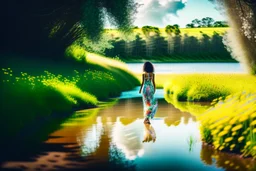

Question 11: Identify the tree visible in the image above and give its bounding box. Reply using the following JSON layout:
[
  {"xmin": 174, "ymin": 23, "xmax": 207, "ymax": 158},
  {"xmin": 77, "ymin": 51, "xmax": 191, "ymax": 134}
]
[
  {"xmin": 173, "ymin": 25, "xmax": 181, "ymax": 35},
  {"xmin": 192, "ymin": 19, "xmax": 202, "ymax": 28},
  {"xmin": 2, "ymin": 0, "xmax": 138, "ymax": 60},
  {"xmin": 142, "ymin": 26, "xmax": 160, "ymax": 37},
  {"xmin": 201, "ymin": 17, "xmax": 215, "ymax": 27},
  {"xmin": 186, "ymin": 24, "xmax": 195, "ymax": 28},
  {"xmin": 165, "ymin": 25, "xmax": 180, "ymax": 54},
  {"xmin": 165, "ymin": 25, "xmax": 180, "ymax": 36},
  {"xmin": 165, "ymin": 25, "xmax": 175, "ymax": 36},
  {"xmin": 213, "ymin": 21, "xmax": 229, "ymax": 27},
  {"xmin": 173, "ymin": 24, "xmax": 180, "ymax": 29},
  {"xmin": 212, "ymin": 0, "xmax": 256, "ymax": 74}
]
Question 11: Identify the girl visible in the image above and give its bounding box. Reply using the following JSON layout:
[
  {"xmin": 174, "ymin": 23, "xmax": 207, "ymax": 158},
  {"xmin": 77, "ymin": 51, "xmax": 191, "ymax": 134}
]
[{"xmin": 139, "ymin": 61, "xmax": 158, "ymax": 124}]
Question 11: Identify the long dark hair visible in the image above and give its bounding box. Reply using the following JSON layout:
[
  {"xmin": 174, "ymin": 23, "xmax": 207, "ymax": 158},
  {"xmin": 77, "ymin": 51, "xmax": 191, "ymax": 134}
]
[{"xmin": 143, "ymin": 61, "xmax": 154, "ymax": 73}]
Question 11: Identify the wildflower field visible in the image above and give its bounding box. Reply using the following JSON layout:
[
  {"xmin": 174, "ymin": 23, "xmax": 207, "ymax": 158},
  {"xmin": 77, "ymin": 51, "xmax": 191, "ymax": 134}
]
[
  {"xmin": 159, "ymin": 73, "xmax": 256, "ymax": 158},
  {"xmin": 0, "ymin": 51, "xmax": 139, "ymax": 141},
  {"xmin": 200, "ymin": 92, "xmax": 256, "ymax": 158}
]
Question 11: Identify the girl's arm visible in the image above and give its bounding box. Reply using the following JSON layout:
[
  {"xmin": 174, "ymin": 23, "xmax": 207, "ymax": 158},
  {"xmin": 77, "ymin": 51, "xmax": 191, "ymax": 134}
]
[
  {"xmin": 139, "ymin": 74, "xmax": 144, "ymax": 93},
  {"xmin": 153, "ymin": 73, "xmax": 156, "ymax": 93}
]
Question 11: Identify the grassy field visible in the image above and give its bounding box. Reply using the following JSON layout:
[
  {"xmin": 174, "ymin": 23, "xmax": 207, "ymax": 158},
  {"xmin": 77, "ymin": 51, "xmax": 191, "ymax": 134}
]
[
  {"xmin": 105, "ymin": 27, "xmax": 229, "ymax": 39},
  {"xmin": 163, "ymin": 73, "xmax": 256, "ymax": 102},
  {"xmin": 0, "ymin": 51, "xmax": 139, "ymax": 141}
]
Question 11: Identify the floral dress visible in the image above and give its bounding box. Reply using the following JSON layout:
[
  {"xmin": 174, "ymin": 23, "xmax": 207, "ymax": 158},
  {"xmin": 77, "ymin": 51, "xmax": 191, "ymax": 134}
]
[{"xmin": 142, "ymin": 73, "xmax": 158, "ymax": 119}]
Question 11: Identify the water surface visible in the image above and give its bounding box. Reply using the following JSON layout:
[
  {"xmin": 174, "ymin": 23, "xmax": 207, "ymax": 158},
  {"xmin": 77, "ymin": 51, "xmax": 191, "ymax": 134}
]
[{"xmin": 2, "ymin": 94, "xmax": 255, "ymax": 170}]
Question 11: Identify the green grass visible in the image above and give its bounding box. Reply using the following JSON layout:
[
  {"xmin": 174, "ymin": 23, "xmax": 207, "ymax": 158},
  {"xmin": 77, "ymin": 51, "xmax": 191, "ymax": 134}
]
[
  {"xmin": 163, "ymin": 73, "xmax": 256, "ymax": 102},
  {"xmin": 0, "ymin": 50, "xmax": 139, "ymax": 140}
]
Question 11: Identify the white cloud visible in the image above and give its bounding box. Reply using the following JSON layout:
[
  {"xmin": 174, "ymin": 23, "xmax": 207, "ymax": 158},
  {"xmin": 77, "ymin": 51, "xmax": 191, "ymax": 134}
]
[{"xmin": 134, "ymin": 0, "xmax": 187, "ymax": 27}]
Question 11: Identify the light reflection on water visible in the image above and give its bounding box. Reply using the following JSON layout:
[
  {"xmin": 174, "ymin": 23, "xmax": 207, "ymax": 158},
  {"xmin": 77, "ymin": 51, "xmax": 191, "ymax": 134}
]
[{"xmin": 2, "ymin": 98, "xmax": 256, "ymax": 171}]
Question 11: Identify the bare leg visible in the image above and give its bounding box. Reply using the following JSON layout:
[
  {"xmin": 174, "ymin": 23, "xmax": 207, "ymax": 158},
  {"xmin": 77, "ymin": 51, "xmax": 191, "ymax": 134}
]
[{"xmin": 144, "ymin": 118, "xmax": 151, "ymax": 124}]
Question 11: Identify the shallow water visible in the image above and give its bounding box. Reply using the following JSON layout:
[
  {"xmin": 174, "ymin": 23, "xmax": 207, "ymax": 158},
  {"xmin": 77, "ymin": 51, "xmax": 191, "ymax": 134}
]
[{"xmin": 2, "ymin": 90, "xmax": 255, "ymax": 170}]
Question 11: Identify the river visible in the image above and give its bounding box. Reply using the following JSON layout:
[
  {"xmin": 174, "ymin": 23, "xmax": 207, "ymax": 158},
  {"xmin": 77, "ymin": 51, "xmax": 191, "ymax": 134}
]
[{"xmin": 1, "ymin": 63, "xmax": 255, "ymax": 171}]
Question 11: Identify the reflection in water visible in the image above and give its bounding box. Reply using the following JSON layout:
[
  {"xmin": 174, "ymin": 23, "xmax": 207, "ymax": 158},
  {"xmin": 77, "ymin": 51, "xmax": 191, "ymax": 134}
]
[
  {"xmin": 79, "ymin": 117, "xmax": 104, "ymax": 156},
  {"xmin": 112, "ymin": 118, "xmax": 144, "ymax": 160},
  {"xmin": 143, "ymin": 124, "xmax": 156, "ymax": 143},
  {"xmin": 2, "ymin": 98, "xmax": 256, "ymax": 171},
  {"xmin": 201, "ymin": 144, "xmax": 256, "ymax": 171},
  {"xmin": 164, "ymin": 93, "xmax": 211, "ymax": 117},
  {"xmin": 109, "ymin": 143, "xmax": 137, "ymax": 170}
]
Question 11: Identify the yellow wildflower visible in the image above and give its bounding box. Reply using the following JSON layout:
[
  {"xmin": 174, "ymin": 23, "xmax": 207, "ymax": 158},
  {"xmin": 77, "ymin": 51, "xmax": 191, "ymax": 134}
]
[
  {"xmin": 214, "ymin": 144, "xmax": 220, "ymax": 149},
  {"xmin": 218, "ymin": 131, "xmax": 228, "ymax": 137},
  {"xmin": 212, "ymin": 129, "xmax": 219, "ymax": 135},
  {"xmin": 250, "ymin": 120, "xmax": 256, "ymax": 126},
  {"xmin": 231, "ymin": 124, "xmax": 243, "ymax": 132},
  {"xmin": 229, "ymin": 117, "xmax": 238, "ymax": 125},
  {"xmin": 253, "ymin": 128, "xmax": 256, "ymax": 133},
  {"xmin": 251, "ymin": 113, "xmax": 256, "ymax": 119},
  {"xmin": 225, "ymin": 137, "xmax": 233, "ymax": 143},
  {"xmin": 219, "ymin": 146, "xmax": 224, "ymax": 150},
  {"xmin": 209, "ymin": 124, "xmax": 217, "ymax": 130},
  {"xmin": 224, "ymin": 125, "xmax": 232, "ymax": 131},
  {"xmin": 230, "ymin": 144, "xmax": 235, "ymax": 149},
  {"xmin": 238, "ymin": 136, "xmax": 244, "ymax": 142},
  {"xmin": 239, "ymin": 115, "xmax": 248, "ymax": 122},
  {"xmin": 224, "ymin": 160, "xmax": 230, "ymax": 165},
  {"xmin": 246, "ymin": 141, "xmax": 251, "ymax": 146}
]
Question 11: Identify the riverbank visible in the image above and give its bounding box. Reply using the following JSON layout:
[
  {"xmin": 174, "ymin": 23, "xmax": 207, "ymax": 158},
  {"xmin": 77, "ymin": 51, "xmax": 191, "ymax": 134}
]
[
  {"xmin": 0, "ymin": 52, "xmax": 139, "ymax": 143},
  {"xmin": 135, "ymin": 72, "xmax": 256, "ymax": 158},
  {"xmin": 135, "ymin": 73, "xmax": 256, "ymax": 100}
]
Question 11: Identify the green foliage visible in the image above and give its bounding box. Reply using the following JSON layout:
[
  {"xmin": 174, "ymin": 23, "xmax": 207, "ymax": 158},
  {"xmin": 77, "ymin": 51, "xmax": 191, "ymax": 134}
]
[
  {"xmin": 165, "ymin": 25, "xmax": 181, "ymax": 35},
  {"xmin": 80, "ymin": 34, "xmax": 114, "ymax": 55},
  {"xmin": 142, "ymin": 26, "xmax": 160, "ymax": 37},
  {"xmin": 2, "ymin": 0, "xmax": 137, "ymax": 58},
  {"xmin": 104, "ymin": 28, "xmax": 232, "ymax": 62},
  {"xmin": 65, "ymin": 45, "xmax": 87, "ymax": 62},
  {"xmin": 0, "ymin": 53, "xmax": 139, "ymax": 140}
]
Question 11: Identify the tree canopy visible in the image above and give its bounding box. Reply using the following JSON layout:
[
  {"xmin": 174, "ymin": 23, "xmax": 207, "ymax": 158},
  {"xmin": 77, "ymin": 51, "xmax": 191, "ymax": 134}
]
[
  {"xmin": 2, "ymin": 0, "xmax": 138, "ymax": 59},
  {"xmin": 165, "ymin": 25, "xmax": 181, "ymax": 35},
  {"xmin": 142, "ymin": 26, "xmax": 160, "ymax": 37}
]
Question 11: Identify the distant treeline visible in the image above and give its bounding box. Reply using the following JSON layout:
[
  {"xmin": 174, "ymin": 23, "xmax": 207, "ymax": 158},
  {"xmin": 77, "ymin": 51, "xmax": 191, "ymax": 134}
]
[
  {"xmin": 186, "ymin": 17, "xmax": 228, "ymax": 28},
  {"xmin": 103, "ymin": 27, "xmax": 233, "ymax": 62}
]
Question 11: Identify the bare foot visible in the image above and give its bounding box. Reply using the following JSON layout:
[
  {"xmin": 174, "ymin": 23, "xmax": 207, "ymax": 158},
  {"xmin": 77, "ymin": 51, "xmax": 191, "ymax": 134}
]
[{"xmin": 144, "ymin": 118, "xmax": 151, "ymax": 124}]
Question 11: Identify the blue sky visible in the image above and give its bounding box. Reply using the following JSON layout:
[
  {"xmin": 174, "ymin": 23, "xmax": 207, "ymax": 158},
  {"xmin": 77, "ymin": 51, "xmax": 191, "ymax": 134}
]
[{"xmin": 132, "ymin": 0, "xmax": 226, "ymax": 28}]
